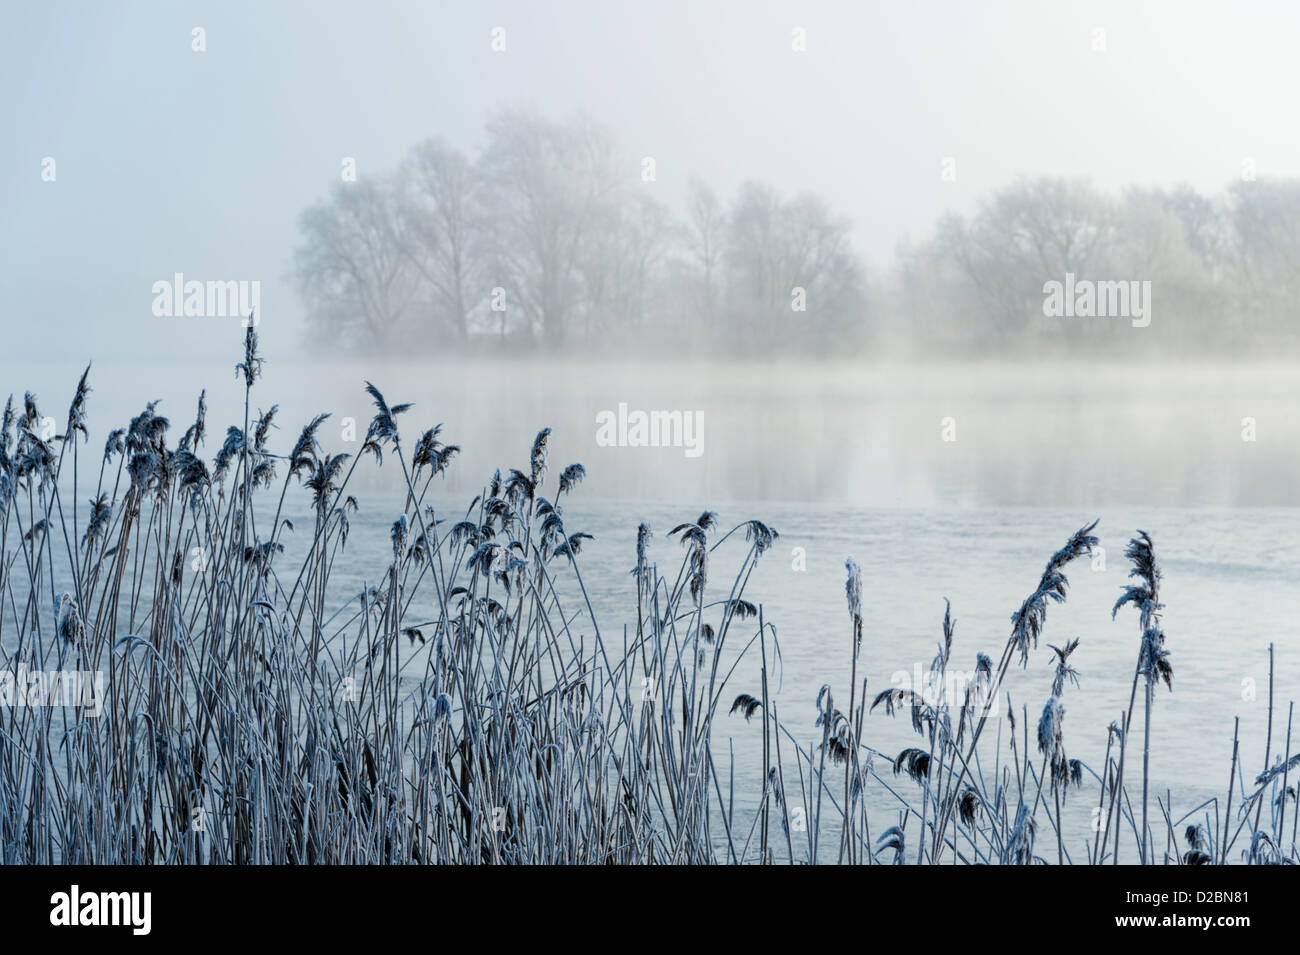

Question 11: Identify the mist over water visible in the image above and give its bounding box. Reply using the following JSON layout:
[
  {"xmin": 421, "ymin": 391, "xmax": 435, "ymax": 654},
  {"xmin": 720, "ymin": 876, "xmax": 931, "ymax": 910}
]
[{"xmin": 10, "ymin": 351, "xmax": 1300, "ymax": 508}]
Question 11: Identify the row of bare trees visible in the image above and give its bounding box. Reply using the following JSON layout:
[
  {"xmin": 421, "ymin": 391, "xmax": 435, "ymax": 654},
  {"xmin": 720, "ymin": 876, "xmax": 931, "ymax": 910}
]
[
  {"xmin": 892, "ymin": 177, "xmax": 1300, "ymax": 354},
  {"xmin": 291, "ymin": 106, "xmax": 864, "ymax": 353},
  {"xmin": 291, "ymin": 106, "xmax": 1300, "ymax": 357}
]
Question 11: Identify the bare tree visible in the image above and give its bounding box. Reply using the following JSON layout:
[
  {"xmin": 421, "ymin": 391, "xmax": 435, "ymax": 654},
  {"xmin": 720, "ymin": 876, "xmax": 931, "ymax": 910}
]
[
  {"xmin": 930, "ymin": 178, "xmax": 1113, "ymax": 342},
  {"xmin": 399, "ymin": 138, "xmax": 484, "ymax": 342},
  {"xmin": 292, "ymin": 178, "xmax": 419, "ymax": 350},
  {"xmin": 726, "ymin": 181, "xmax": 863, "ymax": 348},
  {"xmin": 1226, "ymin": 179, "xmax": 1300, "ymax": 337},
  {"xmin": 683, "ymin": 177, "xmax": 727, "ymax": 333},
  {"xmin": 782, "ymin": 191, "xmax": 864, "ymax": 345},
  {"xmin": 579, "ymin": 191, "xmax": 675, "ymax": 341},
  {"xmin": 478, "ymin": 107, "xmax": 620, "ymax": 346},
  {"xmin": 726, "ymin": 181, "xmax": 786, "ymax": 334}
]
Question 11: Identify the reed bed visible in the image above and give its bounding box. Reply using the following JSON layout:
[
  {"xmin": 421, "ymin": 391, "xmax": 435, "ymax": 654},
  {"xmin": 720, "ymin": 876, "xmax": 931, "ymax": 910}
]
[{"xmin": 0, "ymin": 330, "xmax": 1294, "ymax": 864}]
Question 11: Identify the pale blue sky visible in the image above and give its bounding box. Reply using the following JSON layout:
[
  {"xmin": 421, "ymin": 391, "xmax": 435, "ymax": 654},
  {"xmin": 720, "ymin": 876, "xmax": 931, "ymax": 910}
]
[{"xmin": 3, "ymin": 0, "xmax": 1299, "ymax": 361}]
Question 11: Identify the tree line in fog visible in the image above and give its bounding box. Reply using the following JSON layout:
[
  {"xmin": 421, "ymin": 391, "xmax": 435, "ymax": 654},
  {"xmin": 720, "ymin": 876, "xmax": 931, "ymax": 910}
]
[{"xmin": 291, "ymin": 106, "xmax": 1300, "ymax": 357}]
